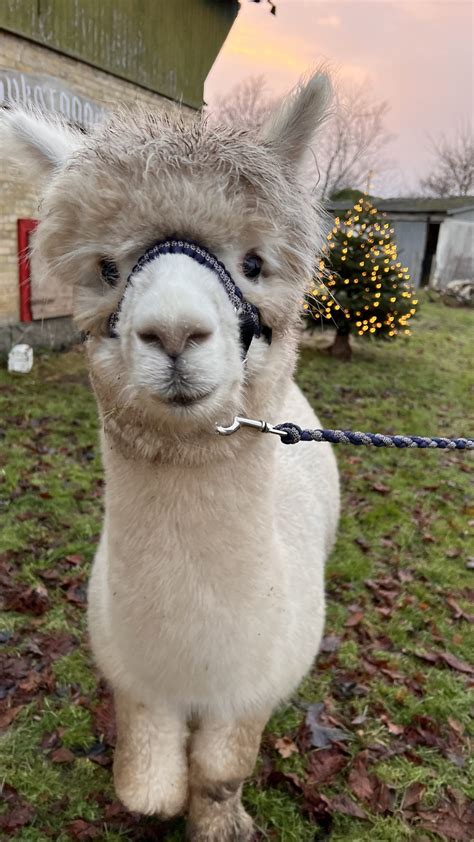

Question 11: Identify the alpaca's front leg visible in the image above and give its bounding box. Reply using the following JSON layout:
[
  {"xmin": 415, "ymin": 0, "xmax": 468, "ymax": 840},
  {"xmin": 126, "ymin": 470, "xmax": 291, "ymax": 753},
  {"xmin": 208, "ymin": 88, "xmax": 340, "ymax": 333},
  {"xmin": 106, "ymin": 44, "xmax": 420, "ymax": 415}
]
[
  {"xmin": 187, "ymin": 713, "xmax": 268, "ymax": 841},
  {"xmin": 113, "ymin": 691, "xmax": 189, "ymax": 817}
]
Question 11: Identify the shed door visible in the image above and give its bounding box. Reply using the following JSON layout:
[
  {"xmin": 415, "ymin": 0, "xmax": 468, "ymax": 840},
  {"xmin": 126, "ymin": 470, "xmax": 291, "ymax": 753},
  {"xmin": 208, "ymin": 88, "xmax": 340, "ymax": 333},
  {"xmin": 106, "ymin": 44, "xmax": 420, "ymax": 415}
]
[{"xmin": 420, "ymin": 223, "xmax": 440, "ymax": 287}]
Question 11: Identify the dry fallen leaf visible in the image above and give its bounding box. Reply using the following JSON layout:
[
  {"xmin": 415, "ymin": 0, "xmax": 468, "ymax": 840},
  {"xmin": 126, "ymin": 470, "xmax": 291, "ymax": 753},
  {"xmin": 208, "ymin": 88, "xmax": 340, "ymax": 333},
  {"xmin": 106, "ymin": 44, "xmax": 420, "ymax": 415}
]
[
  {"xmin": 274, "ymin": 736, "xmax": 299, "ymax": 758},
  {"xmin": 65, "ymin": 819, "xmax": 101, "ymax": 840},
  {"xmin": 0, "ymin": 705, "xmax": 23, "ymax": 730},
  {"xmin": 320, "ymin": 634, "xmax": 342, "ymax": 653},
  {"xmin": 439, "ymin": 651, "xmax": 474, "ymax": 676},
  {"xmin": 380, "ymin": 715, "xmax": 405, "ymax": 736},
  {"xmin": 348, "ymin": 752, "xmax": 374, "ymax": 802},
  {"xmin": 345, "ymin": 610, "xmax": 365, "ymax": 627},
  {"xmin": 329, "ymin": 793, "xmax": 366, "ymax": 818},
  {"xmin": 2, "ymin": 584, "xmax": 50, "ymax": 616},
  {"xmin": 305, "ymin": 703, "xmax": 349, "ymax": 749},
  {"xmin": 402, "ymin": 781, "xmax": 426, "ymax": 809},
  {"xmin": 307, "ymin": 747, "xmax": 347, "ymax": 785},
  {"xmin": 372, "ymin": 483, "xmax": 390, "ymax": 495},
  {"xmin": 49, "ymin": 747, "xmax": 76, "ymax": 763},
  {"xmin": 447, "ymin": 597, "xmax": 474, "ymax": 624},
  {"xmin": 0, "ymin": 784, "xmax": 36, "ymax": 832}
]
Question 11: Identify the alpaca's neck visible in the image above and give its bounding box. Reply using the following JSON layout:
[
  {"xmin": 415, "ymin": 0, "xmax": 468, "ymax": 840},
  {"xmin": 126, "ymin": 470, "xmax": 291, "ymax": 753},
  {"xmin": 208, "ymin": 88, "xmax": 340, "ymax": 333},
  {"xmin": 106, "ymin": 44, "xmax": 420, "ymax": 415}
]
[
  {"xmin": 95, "ymin": 349, "xmax": 298, "ymax": 570},
  {"xmin": 101, "ymin": 431, "xmax": 279, "ymax": 564}
]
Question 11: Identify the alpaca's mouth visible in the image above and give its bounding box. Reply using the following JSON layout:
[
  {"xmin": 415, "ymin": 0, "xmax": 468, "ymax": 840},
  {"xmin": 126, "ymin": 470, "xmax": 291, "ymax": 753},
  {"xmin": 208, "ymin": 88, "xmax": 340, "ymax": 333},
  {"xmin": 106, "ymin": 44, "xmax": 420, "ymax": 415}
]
[{"xmin": 163, "ymin": 389, "xmax": 215, "ymax": 408}]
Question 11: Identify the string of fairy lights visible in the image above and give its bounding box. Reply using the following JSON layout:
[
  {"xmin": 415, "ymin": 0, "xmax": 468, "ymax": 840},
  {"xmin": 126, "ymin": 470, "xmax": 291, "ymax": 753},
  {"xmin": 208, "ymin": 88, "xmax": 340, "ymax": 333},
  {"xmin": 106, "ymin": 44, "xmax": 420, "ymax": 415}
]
[{"xmin": 305, "ymin": 195, "xmax": 418, "ymax": 338}]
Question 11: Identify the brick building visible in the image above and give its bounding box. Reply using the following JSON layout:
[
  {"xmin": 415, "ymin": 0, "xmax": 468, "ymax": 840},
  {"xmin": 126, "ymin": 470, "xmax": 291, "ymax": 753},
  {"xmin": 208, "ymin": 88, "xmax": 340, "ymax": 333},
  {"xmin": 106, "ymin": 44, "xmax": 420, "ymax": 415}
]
[{"xmin": 0, "ymin": 1, "xmax": 238, "ymax": 350}]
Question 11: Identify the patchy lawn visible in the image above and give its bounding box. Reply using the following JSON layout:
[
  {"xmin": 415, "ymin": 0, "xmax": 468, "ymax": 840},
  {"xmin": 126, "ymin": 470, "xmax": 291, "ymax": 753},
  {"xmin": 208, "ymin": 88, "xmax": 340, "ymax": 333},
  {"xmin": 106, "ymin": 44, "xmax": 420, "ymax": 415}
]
[{"xmin": 0, "ymin": 297, "xmax": 473, "ymax": 841}]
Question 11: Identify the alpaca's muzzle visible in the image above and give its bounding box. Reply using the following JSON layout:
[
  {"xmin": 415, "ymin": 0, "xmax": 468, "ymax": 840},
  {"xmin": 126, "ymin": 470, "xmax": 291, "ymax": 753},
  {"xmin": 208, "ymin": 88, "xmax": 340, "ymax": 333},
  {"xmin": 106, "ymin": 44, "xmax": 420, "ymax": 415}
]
[{"xmin": 107, "ymin": 239, "xmax": 272, "ymax": 359}]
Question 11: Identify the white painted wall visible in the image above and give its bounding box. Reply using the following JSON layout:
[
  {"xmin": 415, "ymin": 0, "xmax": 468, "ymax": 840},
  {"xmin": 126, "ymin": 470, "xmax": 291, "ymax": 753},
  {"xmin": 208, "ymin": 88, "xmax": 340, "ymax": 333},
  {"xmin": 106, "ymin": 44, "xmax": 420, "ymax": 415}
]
[{"xmin": 431, "ymin": 219, "xmax": 474, "ymax": 288}]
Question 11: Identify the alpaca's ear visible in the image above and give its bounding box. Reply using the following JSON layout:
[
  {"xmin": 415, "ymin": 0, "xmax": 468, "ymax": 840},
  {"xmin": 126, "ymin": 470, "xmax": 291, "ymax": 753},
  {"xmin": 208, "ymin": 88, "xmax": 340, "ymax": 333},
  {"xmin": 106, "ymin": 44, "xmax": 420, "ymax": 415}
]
[
  {"xmin": 261, "ymin": 72, "xmax": 332, "ymax": 167},
  {"xmin": 0, "ymin": 108, "xmax": 82, "ymax": 183}
]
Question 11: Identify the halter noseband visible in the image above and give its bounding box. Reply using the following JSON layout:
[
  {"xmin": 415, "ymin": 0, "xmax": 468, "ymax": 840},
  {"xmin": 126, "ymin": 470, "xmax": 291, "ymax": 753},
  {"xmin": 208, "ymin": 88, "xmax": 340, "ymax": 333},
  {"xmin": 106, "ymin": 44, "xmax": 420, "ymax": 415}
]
[{"xmin": 107, "ymin": 239, "xmax": 272, "ymax": 357}]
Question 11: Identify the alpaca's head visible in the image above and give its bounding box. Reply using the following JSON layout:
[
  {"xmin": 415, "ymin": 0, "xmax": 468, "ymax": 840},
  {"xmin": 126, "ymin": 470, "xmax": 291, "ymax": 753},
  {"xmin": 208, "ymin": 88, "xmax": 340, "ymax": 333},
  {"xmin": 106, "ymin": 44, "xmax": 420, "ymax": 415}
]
[{"xmin": 2, "ymin": 74, "xmax": 330, "ymax": 439}]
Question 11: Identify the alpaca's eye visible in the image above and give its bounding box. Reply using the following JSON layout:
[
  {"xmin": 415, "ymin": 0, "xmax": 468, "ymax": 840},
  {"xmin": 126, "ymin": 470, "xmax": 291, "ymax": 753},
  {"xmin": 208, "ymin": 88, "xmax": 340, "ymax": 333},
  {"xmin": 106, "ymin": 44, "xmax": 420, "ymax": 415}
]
[
  {"xmin": 99, "ymin": 258, "xmax": 120, "ymax": 287},
  {"xmin": 242, "ymin": 253, "xmax": 263, "ymax": 280}
]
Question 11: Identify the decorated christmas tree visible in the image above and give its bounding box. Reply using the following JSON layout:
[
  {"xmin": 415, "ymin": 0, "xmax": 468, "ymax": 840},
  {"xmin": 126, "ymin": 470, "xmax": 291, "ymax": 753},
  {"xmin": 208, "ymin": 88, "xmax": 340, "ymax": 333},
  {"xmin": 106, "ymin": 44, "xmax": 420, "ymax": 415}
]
[{"xmin": 305, "ymin": 194, "xmax": 418, "ymax": 360}]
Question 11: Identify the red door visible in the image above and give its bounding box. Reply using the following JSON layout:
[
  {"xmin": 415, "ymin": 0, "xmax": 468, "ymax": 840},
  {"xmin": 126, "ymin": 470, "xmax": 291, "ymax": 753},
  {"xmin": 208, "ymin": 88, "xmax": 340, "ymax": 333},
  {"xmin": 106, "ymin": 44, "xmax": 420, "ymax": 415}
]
[{"xmin": 17, "ymin": 218, "xmax": 38, "ymax": 322}]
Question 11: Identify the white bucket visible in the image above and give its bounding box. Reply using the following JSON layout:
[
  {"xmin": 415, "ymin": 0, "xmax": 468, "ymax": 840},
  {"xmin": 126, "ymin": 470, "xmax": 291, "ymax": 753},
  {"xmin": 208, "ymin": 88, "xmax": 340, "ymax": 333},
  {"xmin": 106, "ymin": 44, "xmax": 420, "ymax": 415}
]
[{"xmin": 8, "ymin": 343, "xmax": 34, "ymax": 374}]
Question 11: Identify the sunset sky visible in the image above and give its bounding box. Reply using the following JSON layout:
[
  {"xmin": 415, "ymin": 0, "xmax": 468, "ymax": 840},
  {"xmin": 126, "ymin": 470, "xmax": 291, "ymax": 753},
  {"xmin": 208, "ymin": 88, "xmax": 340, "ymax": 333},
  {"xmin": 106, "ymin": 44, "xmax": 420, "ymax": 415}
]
[{"xmin": 205, "ymin": 0, "xmax": 473, "ymax": 196}]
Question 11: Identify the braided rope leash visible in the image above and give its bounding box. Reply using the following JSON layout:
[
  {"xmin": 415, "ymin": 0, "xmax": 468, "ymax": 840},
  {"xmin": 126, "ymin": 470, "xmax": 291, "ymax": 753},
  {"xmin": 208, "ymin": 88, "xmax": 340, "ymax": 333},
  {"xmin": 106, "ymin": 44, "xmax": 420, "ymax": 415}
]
[
  {"xmin": 216, "ymin": 417, "xmax": 474, "ymax": 450},
  {"xmin": 274, "ymin": 424, "xmax": 474, "ymax": 449}
]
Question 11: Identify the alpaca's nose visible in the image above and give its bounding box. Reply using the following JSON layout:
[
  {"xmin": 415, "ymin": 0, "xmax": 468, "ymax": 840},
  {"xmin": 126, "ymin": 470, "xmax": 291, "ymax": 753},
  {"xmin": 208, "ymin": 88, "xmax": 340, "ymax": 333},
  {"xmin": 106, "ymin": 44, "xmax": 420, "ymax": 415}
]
[{"xmin": 137, "ymin": 325, "xmax": 213, "ymax": 359}]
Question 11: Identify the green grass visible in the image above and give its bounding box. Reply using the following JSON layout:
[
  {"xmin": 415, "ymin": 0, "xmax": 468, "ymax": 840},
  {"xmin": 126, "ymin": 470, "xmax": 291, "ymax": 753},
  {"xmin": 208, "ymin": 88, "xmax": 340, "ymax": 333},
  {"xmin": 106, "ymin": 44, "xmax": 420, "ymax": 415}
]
[{"xmin": 1, "ymin": 297, "xmax": 473, "ymax": 841}]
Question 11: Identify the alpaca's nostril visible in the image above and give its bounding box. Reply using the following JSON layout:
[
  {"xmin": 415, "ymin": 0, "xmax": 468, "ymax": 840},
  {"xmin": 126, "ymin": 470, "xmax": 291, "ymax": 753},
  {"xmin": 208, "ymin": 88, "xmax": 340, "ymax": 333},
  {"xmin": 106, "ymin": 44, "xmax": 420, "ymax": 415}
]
[
  {"xmin": 138, "ymin": 332, "xmax": 163, "ymax": 348},
  {"xmin": 188, "ymin": 331, "xmax": 212, "ymax": 346},
  {"xmin": 137, "ymin": 327, "xmax": 213, "ymax": 358}
]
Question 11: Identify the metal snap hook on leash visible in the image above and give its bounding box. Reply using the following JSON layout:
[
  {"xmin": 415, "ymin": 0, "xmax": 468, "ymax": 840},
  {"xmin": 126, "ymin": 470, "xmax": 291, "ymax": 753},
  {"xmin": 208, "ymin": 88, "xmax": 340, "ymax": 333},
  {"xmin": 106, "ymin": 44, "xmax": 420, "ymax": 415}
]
[
  {"xmin": 215, "ymin": 416, "xmax": 474, "ymax": 450},
  {"xmin": 216, "ymin": 416, "xmax": 287, "ymax": 438}
]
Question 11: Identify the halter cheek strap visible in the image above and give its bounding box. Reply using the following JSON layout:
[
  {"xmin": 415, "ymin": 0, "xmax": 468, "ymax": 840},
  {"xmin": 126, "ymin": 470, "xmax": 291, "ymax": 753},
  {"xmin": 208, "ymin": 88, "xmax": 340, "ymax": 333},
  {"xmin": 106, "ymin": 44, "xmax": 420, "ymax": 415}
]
[{"xmin": 107, "ymin": 239, "xmax": 272, "ymax": 358}]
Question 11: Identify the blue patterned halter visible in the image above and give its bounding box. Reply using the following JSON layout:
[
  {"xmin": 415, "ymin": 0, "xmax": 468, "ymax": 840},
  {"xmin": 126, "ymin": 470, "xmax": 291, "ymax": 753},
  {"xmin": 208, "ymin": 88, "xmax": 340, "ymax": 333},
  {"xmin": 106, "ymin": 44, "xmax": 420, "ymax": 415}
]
[{"xmin": 107, "ymin": 239, "xmax": 272, "ymax": 357}]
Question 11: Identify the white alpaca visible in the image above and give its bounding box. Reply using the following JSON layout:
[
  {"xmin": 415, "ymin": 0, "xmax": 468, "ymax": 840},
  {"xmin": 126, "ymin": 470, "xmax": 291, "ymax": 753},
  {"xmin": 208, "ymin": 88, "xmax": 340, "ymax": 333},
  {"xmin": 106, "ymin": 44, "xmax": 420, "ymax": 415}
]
[{"xmin": 2, "ymin": 75, "xmax": 339, "ymax": 841}]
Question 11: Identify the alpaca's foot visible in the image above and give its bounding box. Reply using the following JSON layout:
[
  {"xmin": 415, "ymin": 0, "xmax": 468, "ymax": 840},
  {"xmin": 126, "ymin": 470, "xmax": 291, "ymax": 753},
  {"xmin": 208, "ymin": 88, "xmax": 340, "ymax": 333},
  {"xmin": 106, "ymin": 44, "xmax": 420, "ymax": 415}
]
[
  {"xmin": 186, "ymin": 783, "xmax": 254, "ymax": 842},
  {"xmin": 114, "ymin": 749, "xmax": 188, "ymax": 817},
  {"xmin": 187, "ymin": 714, "xmax": 267, "ymax": 841},
  {"xmin": 113, "ymin": 691, "xmax": 188, "ymax": 817}
]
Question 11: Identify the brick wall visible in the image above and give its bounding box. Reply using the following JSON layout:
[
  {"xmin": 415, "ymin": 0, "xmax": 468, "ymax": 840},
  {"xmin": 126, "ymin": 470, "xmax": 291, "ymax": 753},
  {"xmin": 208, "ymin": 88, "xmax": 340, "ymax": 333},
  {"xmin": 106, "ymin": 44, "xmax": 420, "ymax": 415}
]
[{"xmin": 0, "ymin": 30, "xmax": 185, "ymax": 329}]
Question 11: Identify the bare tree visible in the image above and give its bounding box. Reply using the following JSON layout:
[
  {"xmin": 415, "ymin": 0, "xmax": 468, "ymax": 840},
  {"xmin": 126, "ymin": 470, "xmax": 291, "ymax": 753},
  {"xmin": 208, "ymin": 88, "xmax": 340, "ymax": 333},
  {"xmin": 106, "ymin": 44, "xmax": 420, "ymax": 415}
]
[
  {"xmin": 250, "ymin": 0, "xmax": 277, "ymax": 13},
  {"xmin": 211, "ymin": 75, "xmax": 277, "ymax": 130},
  {"xmin": 210, "ymin": 77, "xmax": 392, "ymax": 200},
  {"xmin": 420, "ymin": 125, "xmax": 474, "ymax": 196},
  {"xmin": 313, "ymin": 82, "xmax": 392, "ymax": 200}
]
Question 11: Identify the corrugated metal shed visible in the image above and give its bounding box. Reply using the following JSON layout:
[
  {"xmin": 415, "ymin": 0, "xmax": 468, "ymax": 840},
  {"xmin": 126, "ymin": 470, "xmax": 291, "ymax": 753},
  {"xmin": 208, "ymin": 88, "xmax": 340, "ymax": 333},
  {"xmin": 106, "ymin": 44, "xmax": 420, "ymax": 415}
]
[
  {"xmin": 328, "ymin": 196, "xmax": 474, "ymax": 219},
  {"xmin": 0, "ymin": 0, "xmax": 238, "ymax": 108},
  {"xmin": 448, "ymin": 206, "xmax": 474, "ymax": 221},
  {"xmin": 360, "ymin": 197, "xmax": 474, "ymax": 213},
  {"xmin": 327, "ymin": 197, "xmax": 474, "ymax": 288}
]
